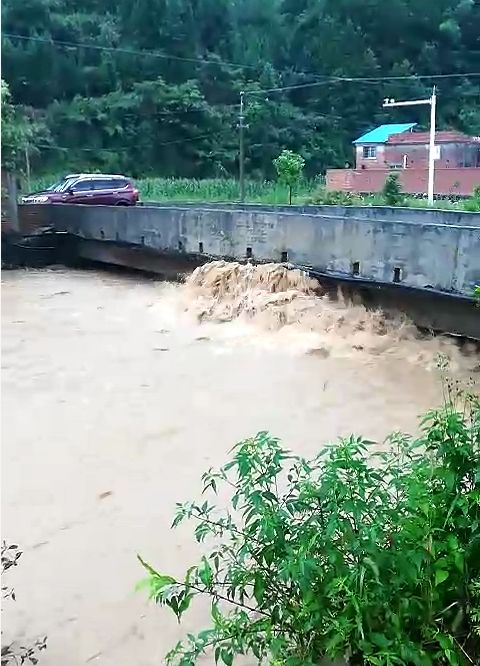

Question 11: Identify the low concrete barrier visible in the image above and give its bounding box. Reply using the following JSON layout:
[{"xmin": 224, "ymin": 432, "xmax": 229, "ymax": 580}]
[
  {"xmin": 141, "ymin": 202, "xmax": 480, "ymax": 227},
  {"xmin": 37, "ymin": 203, "xmax": 480, "ymax": 298}
]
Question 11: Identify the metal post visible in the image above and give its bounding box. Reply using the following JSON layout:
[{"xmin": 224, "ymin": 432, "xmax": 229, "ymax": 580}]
[
  {"xmin": 427, "ymin": 86, "xmax": 436, "ymax": 205},
  {"xmin": 5, "ymin": 171, "xmax": 19, "ymax": 231},
  {"xmin": 24, "ymin": 143, "xmax": 31, "ymax": 192},
  {"xmin": 239, "ymin": 91, "xmax": 245, "ymax": 202}
]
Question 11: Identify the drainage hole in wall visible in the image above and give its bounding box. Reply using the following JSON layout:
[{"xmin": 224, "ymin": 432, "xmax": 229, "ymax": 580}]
[
  {"xmin": 115, "ymin": 231, "xmax": 119, "ymax": 241},
  {"xmin": 178, "ymin": 240, "xmax": 184, "ymax": 252},
  {"xmin": 198, "ymin": 241, "xmax": 204, "ymax": 254},
  {"xmin": 100, "ymin": 229, "xmax": 105, "ymax": 240},
  {"xmin": 281, "ymin": 250, "xmax": 289, "ymax": 263},
  {"xmin": 393, "ymin": 267, "xmax": 402, "ymax": 283},
  {"xmin": 246, "ymin": 246, "xmax": 253, "ymax": 259},
  {"xmin": 140, "ymin": 236, "xmax": 145, "ymax": 245},
  {"xmin": 352, "ymin": 261, "xmax": 360, "ymax": 276}
]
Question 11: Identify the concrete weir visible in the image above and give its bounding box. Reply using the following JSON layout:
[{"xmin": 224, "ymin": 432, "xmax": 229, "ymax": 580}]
[{"xmin": 14, "ymin": 202, "xmax": 480, "ymax": 338}]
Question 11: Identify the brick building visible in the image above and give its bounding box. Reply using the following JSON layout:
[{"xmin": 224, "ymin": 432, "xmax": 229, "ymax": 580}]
[{"xmin": 328, "ymin": 123, "xmax": 480, "ymax": 196}]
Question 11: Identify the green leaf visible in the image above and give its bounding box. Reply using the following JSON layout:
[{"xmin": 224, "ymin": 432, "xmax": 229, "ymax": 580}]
[
  {"xmin": 178, "ymin": 591, "xmax": 193, "ymax": 615},
  {"xmin": 221, "ymin": 648, "xmax": 233, "ymax": 666},
  {"xmin": 198, "ymin": 557, "xmax": 213, "ymax": 587},
  {"xmin": 369, "ymin": 633, "xmax": 390, "ymax": 649},
  {"xmin": 211, "ymin": 601, "xmax": 221, "ymax": 623},
  {"xmin": 253, "ymin": 574, "xmax": 265, "ymax": 605},
  {"xmin": 364, "ymin": 557, "xmax": 380, "ymax": 582},
  {"xmin": 179, "ymin": 659, "xmax": 194, "ymax": 666},
  {"xmin": 435, "ymin": 569, "xmax": 449, "ymax": 586}
]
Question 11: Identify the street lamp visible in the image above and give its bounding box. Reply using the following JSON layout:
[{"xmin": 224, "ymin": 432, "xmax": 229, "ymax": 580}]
[
  {"xmin": 238, "ymin": 91, "xmax": 246, "ymax": 203},
  {"xmin": 383, "ymin": 86, "xmax": 437, "ymax": 205}
]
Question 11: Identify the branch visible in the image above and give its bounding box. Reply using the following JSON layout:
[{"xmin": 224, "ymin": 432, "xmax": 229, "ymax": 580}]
[{"xmin": 138, "ymin": 555, "xmax": 271, "ymax": 618}]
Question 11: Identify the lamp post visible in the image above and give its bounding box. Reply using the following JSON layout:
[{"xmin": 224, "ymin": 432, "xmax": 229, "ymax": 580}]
[
  {"xmin": 383, "ymin": 86, "xmax": 437, "ymax": 205},
  {"xmin": 238, "ymin": 91, "xmax": 246, "ymax": 202}
]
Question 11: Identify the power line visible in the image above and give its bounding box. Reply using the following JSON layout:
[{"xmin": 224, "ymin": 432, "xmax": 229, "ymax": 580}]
[
  {"xmin": 3, "ymin": 32, "xmax": 323, "ymax": 81},
  {"xmin": 14, "ymin": 103, "xmax": 239, "ymax": 119},
  {"xmin": 3, "ymin": 32, "xmax": 261, "ymax": 70},
  {"xmin": 35, "ymin": 129, "xmax": 231, "ymax": 153},
  {"xmin": 7, "ymin": 33, "xmax": 480, "ymax": 102},
  {"xmin": 250, "ymin": 72, "xmax": 480, "ymax": 95},
  {"xmin": 14, "ymin": 101, "xmax": 343, "ymax": 120}
]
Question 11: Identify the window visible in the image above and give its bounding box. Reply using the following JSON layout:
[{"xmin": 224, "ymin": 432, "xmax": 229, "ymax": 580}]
[
  {"xmin": 50, "ymin": 177, "xmax": 77, "ymax": 192},
  {"xmin": 72, "ymin": 179, "xmax": 95, "ymax": 191},
  {"xmin": 93, "ymin": 179, "xmax": 115, "ymax": 190},
  {"xmin": 362, "ymin": 146, "xmax": 377, "ymax": 159}
]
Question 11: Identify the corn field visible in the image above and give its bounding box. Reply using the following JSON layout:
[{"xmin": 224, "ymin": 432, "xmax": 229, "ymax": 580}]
[
  {"xmin": 26, "ymin": 174, "xmax": 479, "ymax": 210},
  {"xmin": 139, "ymin": 177, "xmax": 295, "ymax": 202},
  {"xmin": 27, "ymin": 175, "xmax": 322, "ymax": 204}
]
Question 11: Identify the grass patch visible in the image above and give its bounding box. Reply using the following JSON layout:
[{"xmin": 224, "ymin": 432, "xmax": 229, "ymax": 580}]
[{"xmin": 309, "ymin": 184, "xmax": 480, "ymax": 212}]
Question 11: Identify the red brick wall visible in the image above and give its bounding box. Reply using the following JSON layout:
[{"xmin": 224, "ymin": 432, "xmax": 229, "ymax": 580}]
[
  {"xmin": 326, "ymin": 168, "xmax": 480, "ymax": 196},
  {"xmin": 355, "ymin": 141, "xmax": 480, "ymax": 170},
  {"xmin": 384, "ymin": 144, "xmax": 429, "ymax": 168},
  {"xmin": 355, "ymin": 145, "xmax": 385, "ymax": 170},
  {"xmin": 384, "ymin": 142, "xmax": 473, "ymax": 169}
]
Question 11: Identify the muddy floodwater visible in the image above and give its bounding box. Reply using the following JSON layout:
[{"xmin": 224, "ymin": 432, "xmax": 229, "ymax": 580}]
[{"xmin": 2, "ymin": 265, "xmax": 478, "ymax": 665}]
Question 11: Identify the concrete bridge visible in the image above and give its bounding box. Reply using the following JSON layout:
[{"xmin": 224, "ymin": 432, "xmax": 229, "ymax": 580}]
[{"xmin": 7, "ymin": 201, "xmax": 480, "ymax": 339}]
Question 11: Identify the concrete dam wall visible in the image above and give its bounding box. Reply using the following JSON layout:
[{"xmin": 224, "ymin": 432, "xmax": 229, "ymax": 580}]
[{"xmin": 44, "ymin": 203, "xmax": 480, "ymax": 297}]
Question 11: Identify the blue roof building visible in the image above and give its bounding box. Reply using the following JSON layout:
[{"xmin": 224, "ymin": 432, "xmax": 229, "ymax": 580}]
[{"xmin": 353, "ymin": 123, "xmax": 417, "ymax": 145}]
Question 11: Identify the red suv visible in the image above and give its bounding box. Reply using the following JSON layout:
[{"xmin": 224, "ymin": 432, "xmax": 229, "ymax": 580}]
[{"xmin": 21, "ymin": 174, "xmax": 139, "ymax": 206}]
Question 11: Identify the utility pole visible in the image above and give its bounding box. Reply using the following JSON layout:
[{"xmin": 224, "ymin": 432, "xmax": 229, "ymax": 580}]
[
  {"xmin": 383, "ymin": 86, "xmax": 437, "ymax": 205},
  {"xmin": 238, "ymin": 91, "xmax": 245, "ymax": 202},
  {"xmin": 427, "ymin": 86, "xmax": 437, "ymax": 206},
  {"xmin": 24, "ymin": 143, "xmax": 31, "ymax": 192}
]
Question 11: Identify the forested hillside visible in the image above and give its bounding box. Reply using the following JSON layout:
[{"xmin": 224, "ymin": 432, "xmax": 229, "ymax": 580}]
[{"xmin": 2, "ymin": 0, "xmax": 480, "ymax": 178}]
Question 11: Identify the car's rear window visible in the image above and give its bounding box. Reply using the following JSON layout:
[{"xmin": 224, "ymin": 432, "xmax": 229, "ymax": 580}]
[{"xmin": 112, "ymin": 179, "xmax": 129, "ymax": 189}]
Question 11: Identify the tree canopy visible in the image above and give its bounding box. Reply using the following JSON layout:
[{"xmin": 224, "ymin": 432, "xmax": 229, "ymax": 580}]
[
  {"xmin": 273, "ymin": 149, "xmax": 305, "ymax": 203},
  {"xmin": 2, "ymin": 0, "xmax": 480, "ymax": 177}
]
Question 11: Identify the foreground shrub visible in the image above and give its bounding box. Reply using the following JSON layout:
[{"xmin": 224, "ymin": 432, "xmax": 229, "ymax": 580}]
[
  {"xmin": 463, "ymin": 186, "xmax": 480, "ymax": 213},
  {"xmin": 139, "ymin": 384, "xmax": 480, "ymax": 666},
  {"xmin": 309, "ymin": 187, "xmax": 362, "ymax": 206},
  {"xmin": 382, "ymin": 173, "xmax": 404, "ymax": 207}
]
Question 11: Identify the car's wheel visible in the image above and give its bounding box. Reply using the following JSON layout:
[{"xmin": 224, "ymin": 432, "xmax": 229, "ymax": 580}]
[{"xmin": 116, "ymin": 200, "xmax": 130, "ymax": 206}]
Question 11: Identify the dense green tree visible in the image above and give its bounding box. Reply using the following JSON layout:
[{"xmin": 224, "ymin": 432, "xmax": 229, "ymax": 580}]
[
  {"xmin": 1, "ymin": 79, "xmax": 24, "ymax": 170},
  {"xmin": 2, "ymin": 0, "xmax": 480, "ymax": 178},
  {"xmin": 1, "ymin": 79, "xmax": 50, "ymax": 172},
  {"xmin": 273, "ymin": 149, "xmax": 305, "ymax": 203}
]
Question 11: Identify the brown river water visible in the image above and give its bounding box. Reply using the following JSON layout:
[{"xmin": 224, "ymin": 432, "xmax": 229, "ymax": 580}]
[{"xmin": 2, "ymin": 263, "xmax": 478, "ymax": 665}]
